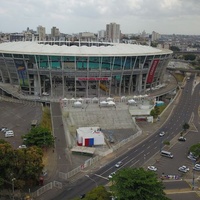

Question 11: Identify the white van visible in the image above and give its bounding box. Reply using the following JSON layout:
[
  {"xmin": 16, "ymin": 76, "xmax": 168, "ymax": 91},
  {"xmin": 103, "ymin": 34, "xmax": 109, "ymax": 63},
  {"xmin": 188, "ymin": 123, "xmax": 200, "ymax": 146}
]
[
  {"xmin": 5, "ymin": 130, "xmax": 14, "ymax": 138},
  {"xmin": 161, "ymin": 150, "xmax": 173, "ymax": 158}
]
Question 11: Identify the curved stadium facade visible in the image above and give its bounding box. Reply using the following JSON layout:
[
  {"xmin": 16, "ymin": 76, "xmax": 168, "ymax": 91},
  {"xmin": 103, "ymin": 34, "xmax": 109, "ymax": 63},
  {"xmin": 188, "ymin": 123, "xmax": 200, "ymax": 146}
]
[{"xmin": 0, "ymin": 41, "xmax": 172, "ymax": 98}]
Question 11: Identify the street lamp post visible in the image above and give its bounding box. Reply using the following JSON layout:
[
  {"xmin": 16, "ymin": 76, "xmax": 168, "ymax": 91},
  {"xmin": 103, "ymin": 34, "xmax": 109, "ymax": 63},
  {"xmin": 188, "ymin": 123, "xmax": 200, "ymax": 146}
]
[
  {"xmin": 12, "ymin": 178, "xmax": 16, "ymax": 200},
  {"xmin": 85, "ymin": 175, "xmax": 98, "ymax": 187},
  {"xmin": 192, "ymin": 160, "xmax": 195, "ymax": 190}
]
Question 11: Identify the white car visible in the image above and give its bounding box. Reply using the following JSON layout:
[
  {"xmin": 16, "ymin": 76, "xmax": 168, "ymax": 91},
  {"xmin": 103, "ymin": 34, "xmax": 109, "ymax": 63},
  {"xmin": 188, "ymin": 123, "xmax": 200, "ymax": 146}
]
[
  {"xmin": 193, "ymin": 164, "xmax": 200, "ymax": 171},
  {"xmin": 1, "ymin": 128, "xmax": 9, "ymax": 133},
  {"xmin": 147, "ymin": 166, "xmax": 157, "ymax": 171},
  {"xmin": 42, "ymin": 92, "xmax": 49, "ymax": 96},
  {"xmin": 187, "ymin": 152, "xmax": 198, "ymax": 161},
  {"xmin": 18, "ymin": 145, "xmax": 27, "ymax": 149},
  {"xmin": 178, "ymin": 165, "xmax": 189, "ymax": 173},
  {"xmin": 5, "ymin": 130, "xmax": 14, "ymax": 137},
  {"xmin": 159, "ymin": 131, "xmax": 165, "ymax": 137},
  {"xmin": 115, "ymin": 161, "xmax": 123, "ymax": 168},
  {"xmin": 108, "ymin": 172, "xmax": 116, "ymax": 179}
]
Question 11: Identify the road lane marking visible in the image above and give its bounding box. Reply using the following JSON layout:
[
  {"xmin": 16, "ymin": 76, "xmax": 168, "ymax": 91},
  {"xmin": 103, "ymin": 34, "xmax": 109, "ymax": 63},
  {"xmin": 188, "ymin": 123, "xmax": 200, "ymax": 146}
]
[
  {"xmin": 130, "ymin": 159, "xmax": 140, "ymax": 167},
  {"xmin": 94, "ymin": 174, "xmax": 109, "ymax": 180}
]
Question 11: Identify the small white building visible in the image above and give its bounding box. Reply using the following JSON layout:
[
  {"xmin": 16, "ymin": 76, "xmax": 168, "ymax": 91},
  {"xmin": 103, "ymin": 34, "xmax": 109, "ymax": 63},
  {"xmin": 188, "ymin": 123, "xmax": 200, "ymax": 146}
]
[{"xmin": 76, "ymin": 127, "xmax": 105, "ymax": 147}]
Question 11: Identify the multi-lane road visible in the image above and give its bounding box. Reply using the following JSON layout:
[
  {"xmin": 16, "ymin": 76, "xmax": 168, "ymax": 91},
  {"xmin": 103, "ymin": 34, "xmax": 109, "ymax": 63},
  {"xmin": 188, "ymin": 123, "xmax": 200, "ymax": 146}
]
[{"xmin": 52, "ymin": 75, "xmax": 200, "ymax": 200}]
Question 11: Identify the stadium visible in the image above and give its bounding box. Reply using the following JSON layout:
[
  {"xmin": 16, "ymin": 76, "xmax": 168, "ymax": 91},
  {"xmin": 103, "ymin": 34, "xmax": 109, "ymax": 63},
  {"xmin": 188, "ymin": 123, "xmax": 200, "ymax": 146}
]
[{"xmin": 0, "ymin": 41, "xmax": 172, "ymax": 98}]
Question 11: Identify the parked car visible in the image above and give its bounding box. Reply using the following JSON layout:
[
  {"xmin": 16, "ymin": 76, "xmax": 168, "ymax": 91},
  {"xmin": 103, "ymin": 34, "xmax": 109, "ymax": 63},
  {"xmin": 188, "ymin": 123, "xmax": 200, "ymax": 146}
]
[
  {"xmin": 5, "ymin": 130, "xmax": 14, "ymax": 137},
  {"xmin": 108, "ymin": 172, "xmax": 116, "ymax": 179},
  {"xmin": 115, "ymin": 161, "xmax": 123, "ymax": 168},
  {"xmin": 193, "ymin": 164, "xmax": 200, "ymax": 171},
  {"xmin": 178, "ymin": 165, "xmax": 189, "ymax": 173},
  {"xmin": 159, "ymin": 131, "xmax": 165, "ymax": 137},
  {"xmin": 79, "ymin": 194, "xmax": 85, "ymax": 199},
  {"xmin": 178, "ymin": 137, "xmax": 186, "ymax": 141},
  {"xmin": 147, "ymin": 166, "xmax": 157, "ymax": 171},
  {"xmin": 187, "ymin": 152, "xmax": 198, "ymax": 161},
  {"xmin": 18, "ymin": 145, "xmax": 27, "ymax": 149},
  {"xmin": 2, "ymin": 128, "xmax": 9, "ymax": 133},
  {"xmin": 42, "ymin": 92, "xmax": 49, "ymax": 96},
  {"xmin": 109, "ymin": 135, "xmax": 115, "ymax": 143},
  {"xmin": 41, "ymin": 169, "xmax": 48, "ymax": 176},
  {"xmin": 0, "ymin": 127, "xmax": 7, "ymax": 132}
]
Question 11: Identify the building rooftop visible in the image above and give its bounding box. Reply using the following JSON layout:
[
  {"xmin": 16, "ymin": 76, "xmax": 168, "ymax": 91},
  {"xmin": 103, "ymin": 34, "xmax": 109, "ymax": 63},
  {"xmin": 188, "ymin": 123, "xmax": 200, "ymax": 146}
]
[{"xmin": 0, "ymin": 41, "xmax": 172, "ymax": 56}]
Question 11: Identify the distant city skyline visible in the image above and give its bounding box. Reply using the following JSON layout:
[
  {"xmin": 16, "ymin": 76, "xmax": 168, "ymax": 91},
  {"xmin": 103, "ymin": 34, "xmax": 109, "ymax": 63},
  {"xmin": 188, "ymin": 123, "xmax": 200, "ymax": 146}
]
[{"xmin": 0, "ymin": 0, "xmax": 200, "ymax": 35}]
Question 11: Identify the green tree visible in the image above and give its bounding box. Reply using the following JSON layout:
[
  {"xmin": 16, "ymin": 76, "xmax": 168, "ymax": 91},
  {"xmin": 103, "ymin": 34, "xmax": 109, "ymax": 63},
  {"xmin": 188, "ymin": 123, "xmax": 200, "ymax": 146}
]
[
  {"xmin": 0, "ymin": 143, "xmax": 44, "ymax": 190},
  {"xmin": 182, "ymin": 123, "xmax": 190, "ymax": 132},
  {"xmin": 169, "ymin": 46, "xmax": 180, "ymax": 52},
  {"xmin": 150, "ymin": 109, "xmax": 156, "ymax": 118},
  {"xmin": 22, "ymin": 126, "xmax": 54, "ymax": 148},
  {"xmin": 163, "ymin": 141, "xmax": 170, "ymax": 146},
  {"xmin": 110, "ymin": 168, "xmax": 170, "ymax": 200},
  {"xmin": 150, "ymin": 106, "xmax": 160, "ymax": 119},
  {"xmin": 189, "ymin": 143, "xmax": 200, "ymax": 157},
  {"xmin": 40, "ymin": 106, "xmax": 52, "ymax": 132},
  {"xmin": 184, "ymin": 54, "xmax": 196, "ymax": 61},
  {"xmin": 84, "ymin": 185, "xmax": 111, "ymax": 200},
  {"xmin": 151, "ymin": 42, "xmax": 158, "ymax": 47}
]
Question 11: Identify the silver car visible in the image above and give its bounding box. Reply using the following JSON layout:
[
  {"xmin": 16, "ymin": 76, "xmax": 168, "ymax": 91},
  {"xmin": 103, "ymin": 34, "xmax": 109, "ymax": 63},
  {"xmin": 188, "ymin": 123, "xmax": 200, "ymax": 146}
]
[
  {"xmin": 159, "ymin": 131, "xmax": 165, "ymax": 137},
  {"xmin": 115, "ymin": 161, "xmax": 123, "ymax": 168},
  {"xmin": 193, "ymin": 164, "xmax": 200, "ymax": 171},
  {"xmin": 178, "ymin": 165, "xmax": 189, "ymax": 173}
]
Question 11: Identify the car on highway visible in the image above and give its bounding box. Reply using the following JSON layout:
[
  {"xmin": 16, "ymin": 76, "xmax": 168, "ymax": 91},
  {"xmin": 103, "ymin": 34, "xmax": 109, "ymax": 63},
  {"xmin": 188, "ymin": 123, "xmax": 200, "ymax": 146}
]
[
  {"xmin": 108, "ymin": 172, "xmax": 116, "ymax": 179},
  {"xmin": 178, "ymin": 165, "xmax": 189, "ymax": 173},
  {"xmin": 178, "ymin": 136, "xmax": 186, "ymax": 142},
  {"xmin": 159, "ymin": 131, "xmax": 165, "ymax": 137},
  {"xmin": 193, "ymin": 164, "xmax": 200, "ymax": 171},
  {"xmin": 115, "ymin": 161, "xmax": 123, "ymax": 168},
  {"xmin": 147, "ymin": 166, "xmax": 157, "ymax": 171}
]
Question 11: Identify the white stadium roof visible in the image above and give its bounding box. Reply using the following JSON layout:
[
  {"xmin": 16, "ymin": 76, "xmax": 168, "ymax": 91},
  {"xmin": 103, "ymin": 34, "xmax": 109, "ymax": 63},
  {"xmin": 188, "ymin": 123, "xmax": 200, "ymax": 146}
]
[{"xmin": 0, "ymin": 41, "xmax": 172, "ymax": 56}]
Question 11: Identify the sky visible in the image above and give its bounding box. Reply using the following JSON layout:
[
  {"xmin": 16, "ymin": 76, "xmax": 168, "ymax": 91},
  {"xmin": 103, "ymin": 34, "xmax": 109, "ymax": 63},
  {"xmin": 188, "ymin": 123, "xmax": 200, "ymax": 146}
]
[{"xmin": 0, "ymin": 0, "xmax": 200, "ymax": 35}]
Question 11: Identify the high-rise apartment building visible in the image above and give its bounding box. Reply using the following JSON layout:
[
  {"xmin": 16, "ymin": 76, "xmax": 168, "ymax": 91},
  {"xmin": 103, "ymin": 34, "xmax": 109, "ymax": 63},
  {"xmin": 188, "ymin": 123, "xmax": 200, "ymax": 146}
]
[
  {"xmin": 51, "ymin": 26, "xmax": 60, "ymax": 40},
  {"xmin": 37, "ymin": 25, "xmax": 46, "ymax": 41},
  {"xmin": 151, "ymin": 31, "xmax": 161, "ymax": 42},
  {"xmin": 106, "ymin": 22, "xmax": 121, "ymax": 43},
  {"xmin": 98, "ymin": 30, "xmax": 106, "ymax": 41}
]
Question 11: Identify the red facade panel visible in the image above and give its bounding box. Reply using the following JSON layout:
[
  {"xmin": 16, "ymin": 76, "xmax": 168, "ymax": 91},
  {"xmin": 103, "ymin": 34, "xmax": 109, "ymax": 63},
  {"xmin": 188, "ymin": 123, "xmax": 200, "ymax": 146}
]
[
  {"xmin": 85, "ymin": 138, "xmax": 89, "ymax": 146},
  {"xmin": 146, "ymin": 59, "xmax": 159, "ymax": 84}
]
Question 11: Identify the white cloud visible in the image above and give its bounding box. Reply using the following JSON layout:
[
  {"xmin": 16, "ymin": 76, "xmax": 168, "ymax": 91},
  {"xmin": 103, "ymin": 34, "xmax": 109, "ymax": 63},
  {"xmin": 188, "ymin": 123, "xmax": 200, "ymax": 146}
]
[
  {"xmin": 0, "ymin": 0, "xmax": 199, "ymax": 34},
  {"xmin": 160, "ymin": 0, "xmax": 181, "ymax": 9}
]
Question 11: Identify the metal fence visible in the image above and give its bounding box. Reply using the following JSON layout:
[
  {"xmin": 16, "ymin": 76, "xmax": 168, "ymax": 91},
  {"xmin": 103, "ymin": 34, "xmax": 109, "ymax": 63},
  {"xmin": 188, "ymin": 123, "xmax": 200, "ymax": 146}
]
[
  {"xmin": 32, "ymin": 182, "xmax": 53, "ymax": 198},
  {"xmin": 31, "ymin": 181, "xmax": 63, "ymax": 198}
]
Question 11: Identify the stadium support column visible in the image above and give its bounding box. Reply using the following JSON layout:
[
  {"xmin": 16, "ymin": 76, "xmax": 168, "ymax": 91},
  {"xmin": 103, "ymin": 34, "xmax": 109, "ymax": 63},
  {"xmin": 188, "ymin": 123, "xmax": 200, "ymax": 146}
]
[
  {"xmin": 34, "ymin": 75, "xmax": 40, "ymax": 96},
  {"xmin": 136, "ymin": 74, "xmax": 142, "ymax": 94}
]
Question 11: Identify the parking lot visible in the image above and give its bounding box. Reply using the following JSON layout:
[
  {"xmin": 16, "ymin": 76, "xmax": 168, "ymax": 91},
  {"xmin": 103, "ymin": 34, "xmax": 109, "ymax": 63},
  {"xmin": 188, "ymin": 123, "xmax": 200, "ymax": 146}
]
[
  {"xmin": 0, "ymin": 100, "xmax": 42, "ymax": 149},
  {"xmin": 145, "ymin": 129, "xmax": 200, "ymax": 182}
]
